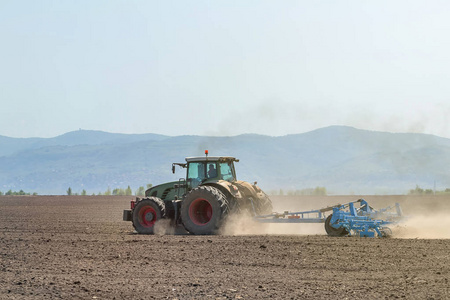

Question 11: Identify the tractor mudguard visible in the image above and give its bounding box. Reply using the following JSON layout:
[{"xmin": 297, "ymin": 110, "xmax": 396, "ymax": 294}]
[
  {"xmin": 204, "ymin": 180, "xmax": 242, "ymax": 199},
  {"xmin": 233, "ymin": 180, "xmax": 265, "ymax": 200},
  {"xmin": 204, "ymin": 180, "xmax": 265, "ymax": 200}
]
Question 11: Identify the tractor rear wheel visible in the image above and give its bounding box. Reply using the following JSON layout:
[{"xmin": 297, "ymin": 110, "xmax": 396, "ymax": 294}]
[
  {"xmin": 181, "ymin": 186, "xmax": 229, "ymax": 235},
  {"xmin": 324, "ymin": 214, "xmax": 348, "ymax": 237},
  {"xmin": 132, "ymin": 197, "xmax": 166, "ymax": 234}
]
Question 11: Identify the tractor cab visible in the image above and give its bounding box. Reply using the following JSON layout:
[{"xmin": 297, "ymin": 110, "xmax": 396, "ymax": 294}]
[{"xmin": 185, "ymin": 156, "xmax": 238, "ymax": 189}]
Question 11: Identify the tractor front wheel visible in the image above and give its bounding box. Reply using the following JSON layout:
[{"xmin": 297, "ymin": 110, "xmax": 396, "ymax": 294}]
[
  {"xmin": 181, "ymin": 186, "xmax": 229, "ymax": 235},
  {"xmin": 324, "ymin": 214, "xmax": 348, "ymax": 237},
  {"xmin": 132, "ymin": 197, "xmax": 166, "ymax": 234}
]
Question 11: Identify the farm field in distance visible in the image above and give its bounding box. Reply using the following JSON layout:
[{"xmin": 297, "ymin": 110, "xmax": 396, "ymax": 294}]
[{"xmin": 1, "ymin": 195, "xmax": 450, "ymax": 299}]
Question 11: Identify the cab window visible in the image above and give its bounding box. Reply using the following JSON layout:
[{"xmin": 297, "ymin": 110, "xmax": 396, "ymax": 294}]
[
  {"xmin": 220, "ymin": 162, "xmax": 235, "ymax": 182},
  {"xmin": 187, "ymin": 162, "xmax": 206, "ymax": 188}
]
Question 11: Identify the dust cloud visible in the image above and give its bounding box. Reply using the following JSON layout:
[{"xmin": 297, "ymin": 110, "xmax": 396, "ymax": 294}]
[
  {"xmin": 220, "ymin": 211, "xmax": 324, "ymax": 236},
  {"xmin": 154, "ymin": 219, "xmax": 175, "ymax": 235},
  {"xmin": 393, "ymin": 214, "xmax": 450, "ymax": 239},
  {"xmin": 391, "ymin": 195, "xmax": 450, "ymax": 239},
  {"xmin": 158, "ymin": 195, "xmax": 450, "ymax": 238},
  {"xmin": 241, "ymin": 195, "xmax": 450, "ymax": 239},
  {"xmin": 221, "ymin": 210, "xmax": 450, "ymax": 238}
]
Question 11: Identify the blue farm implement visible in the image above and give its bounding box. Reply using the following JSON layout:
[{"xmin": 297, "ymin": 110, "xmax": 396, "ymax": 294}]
[{"xmin": 254, "ymin": 199, "xmax": 403, "ymax": 238}]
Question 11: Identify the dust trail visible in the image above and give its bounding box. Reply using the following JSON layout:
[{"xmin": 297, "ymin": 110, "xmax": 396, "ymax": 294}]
[
  {"xmin": 393, "ymin": 213, "xmax": 450, "ymax": 239},
  {"xmin": 220, "ymin": 212, "xmax": 269, "ymax": 235},
  {"xmin": 154, "ymin": 219, "xmax": 175, "ymax": 235},
  {"xmin": 220, "ymin": 212, "xmax": 325, "ymax": 236},
  {"xmin": 386, "ymin": 195, "xmax": 450, "ymax": 239}
]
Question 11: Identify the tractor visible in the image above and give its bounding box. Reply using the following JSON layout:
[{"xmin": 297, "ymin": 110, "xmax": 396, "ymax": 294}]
[{"xmin": 123, "ymin": 151, "xmax": 273, "ymax": 235}]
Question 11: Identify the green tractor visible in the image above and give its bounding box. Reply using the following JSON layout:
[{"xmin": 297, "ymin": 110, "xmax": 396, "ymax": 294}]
[{"xmin": 123, "ymin": 151, "xmax": 273, "ymax": 235}]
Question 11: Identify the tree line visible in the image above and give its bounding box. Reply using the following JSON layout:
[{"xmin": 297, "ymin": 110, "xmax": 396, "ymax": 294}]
[
  {"xmin": 3, "ymin": 184, "xmax": 450, "ymax": 196},
  {"xmin": 0, "ymin": 190, "xmax": 38, "ymax": 196},
  {"xmin": 66, "ymin": 184, "xmax": 153, "ymax": 196},
  {"xmin": 267, "ymin": 187, "xmax": 328, "ymax": 196},
  {"xmin": 408, "ymin": 185, "xmax": 450, "ymax": 195}
]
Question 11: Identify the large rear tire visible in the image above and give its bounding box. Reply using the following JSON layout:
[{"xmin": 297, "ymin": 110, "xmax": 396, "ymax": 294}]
[
  {"xmin": 324, "ymin": 214, "xmax": 348, "ymax": 237},
  {"xmin": 132, "ymin": 197, "xmax": 166, "ymax": 234},
  {"xmin": 181, "ymin": 186, "xmax": 229, "ymax": 235}
]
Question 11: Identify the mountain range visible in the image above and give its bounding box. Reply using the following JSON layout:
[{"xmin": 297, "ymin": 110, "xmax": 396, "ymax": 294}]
[{"xmin": 1, "ymin": 126, "xmax": 449, "ymax": 195}]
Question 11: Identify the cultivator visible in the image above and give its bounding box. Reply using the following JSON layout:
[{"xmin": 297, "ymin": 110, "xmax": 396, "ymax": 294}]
[{"xmin": 254, "ymin": 199, "xmax": 403, "ymax": 237}]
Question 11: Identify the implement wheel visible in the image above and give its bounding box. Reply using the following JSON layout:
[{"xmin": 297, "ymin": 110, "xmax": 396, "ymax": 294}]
[
  {"xmin": 132, "ymin": 197, "xmax": 166, "ymax": 234},
  {"xmin": 325, "ymin": 214, "xmax": 348, "ymax": 237},
  {"xmin": 181, "ymin": 186, "xmax": 229, "ymax": 235},
  {"xmin": 380, "ymin": 227, "xmax": 392, "ymax": 238}
]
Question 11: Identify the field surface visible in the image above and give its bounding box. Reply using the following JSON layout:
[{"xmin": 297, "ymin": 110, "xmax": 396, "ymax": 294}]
[{"xmin": 1, "ymin": 195, "xmax": 450, "ymax": 299}]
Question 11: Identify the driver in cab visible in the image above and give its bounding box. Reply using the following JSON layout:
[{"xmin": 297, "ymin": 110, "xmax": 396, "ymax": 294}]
[{"xmin": 208, "ymin": 164, "xmax": 217, "ymax": 178}]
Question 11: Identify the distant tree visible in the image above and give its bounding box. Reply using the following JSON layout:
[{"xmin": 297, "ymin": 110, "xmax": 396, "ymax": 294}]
[
  {"xmin": 313, "ymin": 187, "xmax": 327, "ymax": 196},
  {"xmin": 299, "ymin": 188, "xmax": 313, "ymax": 195},
  {"xmin": 112, "ymin": 188, "xmax": 126, "ymax": 196},
  {"xmin": 67, "ymin": 187, "xmax": 72, "ymax": 196},
  {"xmin": 126, "ymin": 185, "xmax": 133, "ymax": 196},
  {"xmin": 409, "ymin": 185, "xmax": 424, "ymax": 195},
  {"xmin": 271, "ymin": 190, "xmax": 279, "ymax": 196},
  {"xmin": 279, "ymin": 189, "xmax": 284, "ymax": 196},
  {"xmin": 136, "ymin": 186, "xmax": 145, "ymax": 196},
  {"xmin": 6, "ymin": 190, "xmax": 13, "ymax": 195},
  {"xmin": 81, "ymin": 189, "xmax": 87, "ymax": 196},
  {"xmin": 104, "ymin": 187, "xmax": 111, "ymax": 196},
  {"xmin": 32, "ymin": 192, "xmax": 38, "ymax": 195},
  {"xmin": 147, "ymin": 183, "xmax": 153, "ymax": 189},
  {"xmin": 0, "ymin": 191, "xmax": 3, "ymax": 196}
]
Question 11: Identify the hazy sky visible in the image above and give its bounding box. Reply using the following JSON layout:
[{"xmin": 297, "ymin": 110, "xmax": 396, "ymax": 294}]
[{"xmin": 1, "ymin": 1, "xmax": 450, "ymax": 138}]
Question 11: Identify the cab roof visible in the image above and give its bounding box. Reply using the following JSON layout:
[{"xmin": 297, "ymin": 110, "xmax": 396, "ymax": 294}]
[{"xmin": 185, "ymin": 156, "xmax": 239, "ymax": 163}]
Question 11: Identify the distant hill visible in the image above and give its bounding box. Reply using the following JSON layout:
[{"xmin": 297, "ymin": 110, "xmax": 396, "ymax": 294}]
[
  {"xmin": 0, "ymin": 130, "xmax": 168, "ymax": 157},
  {"xmin": 1, "ymin": 126, "xmax": 450, "ymax": 195}
]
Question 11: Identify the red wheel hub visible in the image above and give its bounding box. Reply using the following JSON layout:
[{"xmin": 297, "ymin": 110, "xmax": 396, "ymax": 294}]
[
  {"xmin": 139, "ymin": 206, "xmax": 157, "ymax": 227},
  {"xmin": 189, "ymin": 198, "xmax": 213, "ymax": 225}
]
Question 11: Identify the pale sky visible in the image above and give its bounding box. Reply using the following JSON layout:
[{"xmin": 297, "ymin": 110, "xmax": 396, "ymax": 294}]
[{"xmin": 1, "ymin": 1, "xmax": 450, "ymax": 138}]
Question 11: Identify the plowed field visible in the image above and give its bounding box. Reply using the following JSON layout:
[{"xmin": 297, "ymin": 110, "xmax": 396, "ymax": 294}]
[{"xmin": 1, "ymin": 195, "xmax": 450, "ymax": 299}]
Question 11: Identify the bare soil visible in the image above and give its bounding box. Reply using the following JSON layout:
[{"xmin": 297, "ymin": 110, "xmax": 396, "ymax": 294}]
[{"xmin": 1, "ymin": 195, "xmax": 450, "ymax": 299}]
